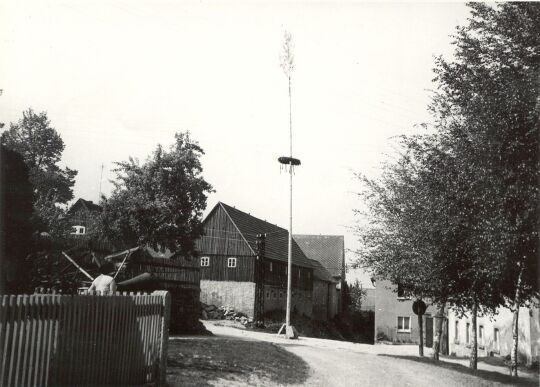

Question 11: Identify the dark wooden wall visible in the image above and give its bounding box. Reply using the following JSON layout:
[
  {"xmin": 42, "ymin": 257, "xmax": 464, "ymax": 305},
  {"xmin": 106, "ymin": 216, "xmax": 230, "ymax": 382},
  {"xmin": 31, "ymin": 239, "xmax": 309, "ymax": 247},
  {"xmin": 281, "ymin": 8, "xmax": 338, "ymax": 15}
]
[
  {"xmin": 196, "ymin": 205, "xmax": 255, "ymax": 282},
  {"xmin": 263, "ymin": 259, "xmax": 312, "ymax": 291},
  {"xmin": 199, "ymin": 254, "xmax": 254, "ymax": 282}
]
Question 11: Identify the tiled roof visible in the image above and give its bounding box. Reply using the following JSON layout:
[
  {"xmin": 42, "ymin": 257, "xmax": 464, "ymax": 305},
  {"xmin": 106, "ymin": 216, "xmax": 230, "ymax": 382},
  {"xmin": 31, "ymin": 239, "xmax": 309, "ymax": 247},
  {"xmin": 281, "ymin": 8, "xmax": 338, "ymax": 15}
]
[
  {"xmin": 308, "ymin": 259, "xmax": 337, "ymax": 283},
  {"xmin": 219, "ymin": 202, "xmax": 313, "ymax": 269},
  {"xmin": 293, "ymin": 234, "xmax": 344, "ymax": 278},
  {"xmin": 68, "ymin": 198, "xmax": 102, "ymax": 214}
]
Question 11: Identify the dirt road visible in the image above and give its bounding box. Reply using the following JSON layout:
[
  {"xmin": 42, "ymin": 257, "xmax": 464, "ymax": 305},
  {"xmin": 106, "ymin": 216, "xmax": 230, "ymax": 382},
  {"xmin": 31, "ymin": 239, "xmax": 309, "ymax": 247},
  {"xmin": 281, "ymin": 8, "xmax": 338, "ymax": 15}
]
[{"xmin": 196, "ymin": 321, "xmax": 537, "ymax": 387}]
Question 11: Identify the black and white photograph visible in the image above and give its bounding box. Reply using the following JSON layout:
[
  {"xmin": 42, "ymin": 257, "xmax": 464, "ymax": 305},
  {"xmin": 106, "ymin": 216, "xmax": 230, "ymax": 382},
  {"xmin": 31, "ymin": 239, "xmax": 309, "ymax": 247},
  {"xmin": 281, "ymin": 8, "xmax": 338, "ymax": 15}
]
[{"xmin": 0, "ymin": 1, "xmax": 538, "ymax": 386}]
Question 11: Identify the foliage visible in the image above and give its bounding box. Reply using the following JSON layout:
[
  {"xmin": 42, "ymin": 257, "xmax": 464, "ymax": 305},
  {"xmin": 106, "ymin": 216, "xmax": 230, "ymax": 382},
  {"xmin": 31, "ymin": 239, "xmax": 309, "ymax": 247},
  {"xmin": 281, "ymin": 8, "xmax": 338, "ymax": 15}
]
[
  {"xmin": 348, "ymin": 279, "xmax": 367, "ymax": 312},
  {"xmin": 0, "ymin": 146, "xmax": 34, "ymax": 294},
  {"xmin": 280, "ymin": 30, "xmax": 295, "ymax": 77},
  {"xmin": 100, "ymin": 132, "xmax": 213, "ymax": 256},
  {"xmin": 1, "ymin": 109, "xmax": 78, "ymax": 244},
  {"xmin": 356, "ymin": 1, "xmax": 539, "ymax": 310},
  {"xmin": 1, "ymin": 109, "xmax": 77, "ymax": 205},
  {"xmin": 430, "ymin": 2, "xmax": 539, "ymax": 305}
]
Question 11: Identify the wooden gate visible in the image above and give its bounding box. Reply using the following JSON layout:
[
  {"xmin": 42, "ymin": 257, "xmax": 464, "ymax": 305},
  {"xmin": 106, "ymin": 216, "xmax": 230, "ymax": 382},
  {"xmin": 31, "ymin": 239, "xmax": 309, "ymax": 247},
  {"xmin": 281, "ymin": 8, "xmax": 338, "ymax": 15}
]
[{"xmin": 425, "ymin": 316, "xmax": 433, "ymax": 348}]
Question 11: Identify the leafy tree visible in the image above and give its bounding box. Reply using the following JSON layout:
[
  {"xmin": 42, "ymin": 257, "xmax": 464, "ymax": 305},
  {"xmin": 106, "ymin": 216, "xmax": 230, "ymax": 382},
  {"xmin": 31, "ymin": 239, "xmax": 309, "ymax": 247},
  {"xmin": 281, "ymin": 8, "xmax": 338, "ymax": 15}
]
[
  {"xmin": 100, "ymin": 132, "xmax": 213, "ymax": 256},
  {"xmin": 348, "ymin": 279, "xmax": 367, "ymax": 312},
  {"xmin": 0, "ymin": 146, "xmax": 34, "ymax": 294},
  {"xmin": 1, "ymin": 109, "xmax": 77, "ymax": 205}
]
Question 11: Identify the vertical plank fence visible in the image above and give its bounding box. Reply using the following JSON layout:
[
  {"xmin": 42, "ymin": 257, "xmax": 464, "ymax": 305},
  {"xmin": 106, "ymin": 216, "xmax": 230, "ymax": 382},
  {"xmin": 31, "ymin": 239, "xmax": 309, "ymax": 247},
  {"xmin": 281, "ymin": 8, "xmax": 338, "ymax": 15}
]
[{"xmin": 0, "ymin": 291, "xmax": 170, "ymax": 387}]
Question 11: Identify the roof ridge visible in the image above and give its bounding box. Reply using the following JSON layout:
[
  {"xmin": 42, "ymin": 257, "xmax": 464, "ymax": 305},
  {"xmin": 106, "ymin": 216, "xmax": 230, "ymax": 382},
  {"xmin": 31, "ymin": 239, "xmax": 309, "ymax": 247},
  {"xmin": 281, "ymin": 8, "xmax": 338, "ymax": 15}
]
[
  {"xmin": 219, "ymin": 202, "xmax": 287, "ymax": 232},
  {"xmin": 294, "ymin": 234, "xmax": 344, "ymax": 238}
]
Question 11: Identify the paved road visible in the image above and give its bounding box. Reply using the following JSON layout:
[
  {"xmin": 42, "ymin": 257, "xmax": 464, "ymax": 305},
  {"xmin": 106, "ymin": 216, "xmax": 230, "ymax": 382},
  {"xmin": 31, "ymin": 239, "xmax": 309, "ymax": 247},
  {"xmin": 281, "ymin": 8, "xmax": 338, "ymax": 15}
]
[{"xmin": 203, "ymin": 322, "xmax": 537, "ymax": 387}]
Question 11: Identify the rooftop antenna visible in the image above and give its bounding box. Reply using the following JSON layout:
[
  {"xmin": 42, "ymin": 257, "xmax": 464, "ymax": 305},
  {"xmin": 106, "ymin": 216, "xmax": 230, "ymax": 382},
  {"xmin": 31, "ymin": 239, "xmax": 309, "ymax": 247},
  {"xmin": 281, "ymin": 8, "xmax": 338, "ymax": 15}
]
[
  {"xmin": 98, "ymin": 163, "xmax": 104, "ymax": 202},
  {"xmin": 277, "ymin": 30, "xmax": 300, "ymax": 340}
]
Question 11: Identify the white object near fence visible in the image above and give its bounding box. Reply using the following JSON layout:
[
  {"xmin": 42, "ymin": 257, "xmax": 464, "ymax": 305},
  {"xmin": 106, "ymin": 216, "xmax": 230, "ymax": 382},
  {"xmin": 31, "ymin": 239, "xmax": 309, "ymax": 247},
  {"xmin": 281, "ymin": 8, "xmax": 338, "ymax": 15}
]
[{"xmin": 0, "ymin": 290, "xmax": 171, "ymax": 387}]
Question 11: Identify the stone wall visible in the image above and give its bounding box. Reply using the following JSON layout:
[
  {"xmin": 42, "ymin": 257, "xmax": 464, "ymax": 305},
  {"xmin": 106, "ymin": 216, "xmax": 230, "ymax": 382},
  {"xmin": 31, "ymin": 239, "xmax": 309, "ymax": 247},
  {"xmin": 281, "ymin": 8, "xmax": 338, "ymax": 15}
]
[{"xmin": 200, "ymin": 280, "xmax": 256, "ymax": 318}]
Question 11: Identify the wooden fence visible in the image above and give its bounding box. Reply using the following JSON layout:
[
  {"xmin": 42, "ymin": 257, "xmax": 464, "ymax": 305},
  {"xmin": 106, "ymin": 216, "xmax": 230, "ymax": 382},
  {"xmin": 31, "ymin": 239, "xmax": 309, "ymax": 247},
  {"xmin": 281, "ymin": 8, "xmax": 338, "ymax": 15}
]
[{"xmin": 0, "ymin": 291, "xmax": 171, "ymax": 387}]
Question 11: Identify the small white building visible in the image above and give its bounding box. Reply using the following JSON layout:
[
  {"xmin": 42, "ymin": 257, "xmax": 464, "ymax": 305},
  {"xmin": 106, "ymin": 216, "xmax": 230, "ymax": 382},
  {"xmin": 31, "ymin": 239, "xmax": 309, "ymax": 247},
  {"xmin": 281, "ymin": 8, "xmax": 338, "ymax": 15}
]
[{"xmin": 448, "ymin": 305, "xmax": 540, "ymax": 366}]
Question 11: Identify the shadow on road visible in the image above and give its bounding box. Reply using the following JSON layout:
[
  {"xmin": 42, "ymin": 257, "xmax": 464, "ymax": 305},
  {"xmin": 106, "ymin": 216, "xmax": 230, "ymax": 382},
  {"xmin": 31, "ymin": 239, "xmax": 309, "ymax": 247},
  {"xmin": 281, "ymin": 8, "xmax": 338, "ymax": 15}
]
[
  {"xmin": 378, "ymin": 355, "xmax": 537, "ymax": 386},
  {"xmin": 167, "ymin": 337, "xmax": 310, "ymax": 386}
]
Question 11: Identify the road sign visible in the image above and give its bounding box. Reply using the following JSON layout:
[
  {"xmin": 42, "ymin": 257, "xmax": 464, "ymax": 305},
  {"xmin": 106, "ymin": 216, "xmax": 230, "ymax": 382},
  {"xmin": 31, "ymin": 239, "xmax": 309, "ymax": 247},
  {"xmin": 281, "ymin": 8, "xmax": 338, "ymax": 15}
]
[{"xmin": 413, "ymin": 299, "xmax": 427, "ymax": 315}]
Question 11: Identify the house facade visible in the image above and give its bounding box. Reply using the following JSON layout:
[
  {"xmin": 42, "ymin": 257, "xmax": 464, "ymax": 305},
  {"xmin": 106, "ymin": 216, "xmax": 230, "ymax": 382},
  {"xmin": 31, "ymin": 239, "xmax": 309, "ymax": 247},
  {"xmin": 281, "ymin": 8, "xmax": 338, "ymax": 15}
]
[
  {"xmin": 448, "ymin": 305, "xmax": 540, "ymax": 365},
  {"xmin": 374, "ymin": 279, "xmax": 448, "ymax": 353},
  {"xmin": 194, "ymin": 202, "xmax": 314, "ymax": 319},
  {"xmin": 67, "ymin": 198, "xmax": 102, "ymax": 236},
  {"xmin": 294, "ymin": 234, "xmax": 346, "ymax": 313}
]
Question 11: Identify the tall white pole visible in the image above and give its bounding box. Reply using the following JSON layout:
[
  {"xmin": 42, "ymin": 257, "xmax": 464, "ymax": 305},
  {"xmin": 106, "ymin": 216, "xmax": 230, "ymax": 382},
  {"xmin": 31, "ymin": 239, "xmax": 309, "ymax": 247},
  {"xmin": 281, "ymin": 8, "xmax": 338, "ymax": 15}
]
[
  {"xmin": 278, "ymin": 30, "xmax": 298, "ymax": 339},
  {"xmin": 286, "ymin": 75, "xmax": 293, "ymax": 329}
]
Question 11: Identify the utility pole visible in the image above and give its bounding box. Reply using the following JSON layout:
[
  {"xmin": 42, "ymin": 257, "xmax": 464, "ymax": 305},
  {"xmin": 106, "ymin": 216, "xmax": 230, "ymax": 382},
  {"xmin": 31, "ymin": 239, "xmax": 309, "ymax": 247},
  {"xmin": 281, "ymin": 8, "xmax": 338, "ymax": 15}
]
[
  {"xmin": 277, "ymin": 31, "xmax": 300, "ymax": 340},
  {"xmin": 254, "ymin": 233, "xmax": 266, "ymax": 326}
]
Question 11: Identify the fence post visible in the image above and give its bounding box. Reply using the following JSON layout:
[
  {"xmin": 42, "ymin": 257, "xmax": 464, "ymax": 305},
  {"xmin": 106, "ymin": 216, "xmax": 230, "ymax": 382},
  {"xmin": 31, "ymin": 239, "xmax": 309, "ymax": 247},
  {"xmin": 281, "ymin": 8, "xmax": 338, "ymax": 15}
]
[{"xmin": 154, "ymin": 291, "xmax": 170, "ymax": 387}]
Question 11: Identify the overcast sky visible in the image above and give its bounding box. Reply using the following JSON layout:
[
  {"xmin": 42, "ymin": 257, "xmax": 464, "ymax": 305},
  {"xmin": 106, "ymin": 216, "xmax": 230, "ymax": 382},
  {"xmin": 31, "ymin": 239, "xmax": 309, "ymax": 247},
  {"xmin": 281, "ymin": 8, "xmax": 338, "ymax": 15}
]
[{"xmin": 0, "ymin": 1, "xmax": 472, "ymax": 286}]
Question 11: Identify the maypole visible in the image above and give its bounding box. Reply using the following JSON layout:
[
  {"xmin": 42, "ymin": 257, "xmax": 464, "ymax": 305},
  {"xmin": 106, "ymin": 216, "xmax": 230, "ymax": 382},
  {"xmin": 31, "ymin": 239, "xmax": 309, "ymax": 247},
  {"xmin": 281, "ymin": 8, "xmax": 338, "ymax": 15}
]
[{"xmin": 277, "ymin": 30, "xmax": 300, "ymax": 339}]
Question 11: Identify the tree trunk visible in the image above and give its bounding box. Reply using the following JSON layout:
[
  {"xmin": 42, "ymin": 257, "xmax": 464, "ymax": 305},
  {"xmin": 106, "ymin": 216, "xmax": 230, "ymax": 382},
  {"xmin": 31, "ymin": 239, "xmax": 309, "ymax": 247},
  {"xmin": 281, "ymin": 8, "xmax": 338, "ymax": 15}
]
[
  {"xmin": 469, "ymin": 300, "xmax": 478, "ymax": 370},
  {"xmin": 432, "ymin": 304, "xmax": 445, "ymax": 360},
  {"xmin": 0, "ymin": 260, "xmax": 5, "ymax": 295},
  {"xmin": 510, "ymin": 264, "xmax": 523, "ymax": 377},
  {"xmin": 418, "ymin": 313, "xmax": 424, "ymax": 356}
]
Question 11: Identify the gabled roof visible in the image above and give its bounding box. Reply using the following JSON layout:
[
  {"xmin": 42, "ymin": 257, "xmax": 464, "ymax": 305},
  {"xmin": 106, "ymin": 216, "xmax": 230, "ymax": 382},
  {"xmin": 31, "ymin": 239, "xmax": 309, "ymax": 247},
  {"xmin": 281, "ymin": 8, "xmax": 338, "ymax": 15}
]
[
  {"xmin": 308, "ymin": 259, "xmax": 337, "ymax": 283},
  {"xmin": 293, "ymin": 234, "xmax": 344, "ymax": 278},
  {"xmin": 68, "ymin": 198, "xmax": 102, "ymax": 214},
  {"xmin": 211, "ymin": 202, "xmax": 313, "ymax": 269}
]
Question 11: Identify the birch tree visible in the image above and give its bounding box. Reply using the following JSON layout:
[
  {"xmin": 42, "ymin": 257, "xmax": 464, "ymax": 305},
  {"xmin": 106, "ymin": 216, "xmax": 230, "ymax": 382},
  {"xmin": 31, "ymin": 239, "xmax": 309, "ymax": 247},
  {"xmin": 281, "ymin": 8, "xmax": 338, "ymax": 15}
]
[{"xmin": 431, "ymin": 2, "xmax": 539, "ymax": 374}]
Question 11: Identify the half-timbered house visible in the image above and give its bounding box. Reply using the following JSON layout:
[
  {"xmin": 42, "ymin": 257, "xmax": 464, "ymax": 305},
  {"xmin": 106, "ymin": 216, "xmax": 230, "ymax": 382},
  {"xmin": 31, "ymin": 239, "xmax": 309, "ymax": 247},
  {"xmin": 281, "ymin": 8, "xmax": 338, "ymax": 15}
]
[{"xmin": 195, "ymin": 202, "xmax": 314, "ymax": 319}]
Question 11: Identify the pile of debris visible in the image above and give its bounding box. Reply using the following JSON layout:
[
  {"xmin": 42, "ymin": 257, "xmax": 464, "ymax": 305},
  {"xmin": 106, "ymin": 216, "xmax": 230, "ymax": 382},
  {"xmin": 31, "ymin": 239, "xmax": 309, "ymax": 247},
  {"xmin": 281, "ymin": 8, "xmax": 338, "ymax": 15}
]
[{"xmin": 200, "ymin": 303, "xmax": 254, "ymax": 326}]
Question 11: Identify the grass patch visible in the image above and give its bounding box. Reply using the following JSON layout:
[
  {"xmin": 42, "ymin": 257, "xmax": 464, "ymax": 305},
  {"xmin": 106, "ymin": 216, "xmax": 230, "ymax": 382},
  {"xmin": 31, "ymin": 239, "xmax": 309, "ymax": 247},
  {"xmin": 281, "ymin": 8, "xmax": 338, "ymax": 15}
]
[{"xmin": 167, "ymin": 337, "xmax": 310, "ymax": 386}]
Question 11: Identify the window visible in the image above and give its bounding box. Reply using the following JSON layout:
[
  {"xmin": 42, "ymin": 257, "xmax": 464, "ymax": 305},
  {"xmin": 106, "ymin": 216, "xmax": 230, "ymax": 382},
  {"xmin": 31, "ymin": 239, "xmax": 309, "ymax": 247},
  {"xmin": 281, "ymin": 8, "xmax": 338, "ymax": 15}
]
[
  {"xmin": 266, "ymin": 291, "xmax": 270, "ymax": 299},
  {"xmin": 454, "ymin": 321, "xmax": 459, "ymax": 343},
  {"xmin": 479, "ymin": 325, "xmax": 484, "ymax": 345},
  {"xmin": 397, "ymin": 283, "xmax": 410, "ymax": 299},
  {"xmin": 466, "ymin": 323, "xmax": 470, "ymax": 344},
  {"xmin": 279, "ymin": 291, "xmax": 283, "ymax": 299},
  {"xmin": 397, "ymin": 316, "xmax": 411, "ymax": 332},
  {"xmin": 269, "ymin": 262, "xmax": 273, "ymax": 272},
  {"xmin": 200, "ymin": 257, "xmax": 210, "ymax": 267},
  {"xmin": 227, "ymin": 257, "xmax": 237, "ymax": 268},
  {"xmin": 494, "ymin": 328, "xmax": 500, "ymax": 352},
  {"xmin": 71, "ymin": 225, "xmax": 86, "ymax": 235}
]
